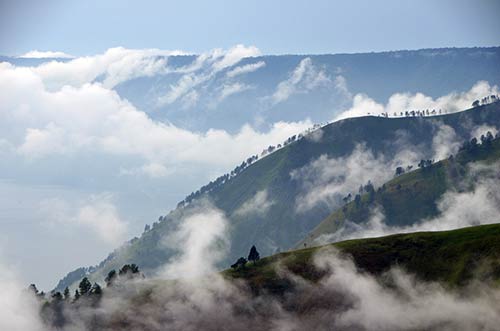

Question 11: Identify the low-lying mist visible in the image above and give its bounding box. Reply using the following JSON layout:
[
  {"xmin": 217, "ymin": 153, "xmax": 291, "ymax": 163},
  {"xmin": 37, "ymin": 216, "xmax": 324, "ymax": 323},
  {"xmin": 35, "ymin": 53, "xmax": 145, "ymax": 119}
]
[{"xmin": 7, "ymin": 202, "xmax": 499, "ymax": 331}]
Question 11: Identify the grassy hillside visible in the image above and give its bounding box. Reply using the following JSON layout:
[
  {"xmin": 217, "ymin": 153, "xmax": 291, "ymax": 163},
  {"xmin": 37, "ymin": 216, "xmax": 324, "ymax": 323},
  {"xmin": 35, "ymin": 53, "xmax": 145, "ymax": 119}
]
[
  {"xmin": 226, "ymin": 224, "xmax": 500, "ymax": 293},
  {"xmin": 55, "ymin": 101, "xmax": 500, "ymax": 292},
  {"xmin": 212, "ymin": 102, "xmax": 500, "ymax": 262},
  {"xmin": 300, "ymin": 134, "xmax": 500, "ymax": 248}
]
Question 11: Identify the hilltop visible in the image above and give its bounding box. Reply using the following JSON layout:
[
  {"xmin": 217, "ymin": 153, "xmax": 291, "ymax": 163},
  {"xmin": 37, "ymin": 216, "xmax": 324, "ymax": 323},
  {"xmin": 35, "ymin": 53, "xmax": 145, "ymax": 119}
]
[{"xmin": 226, "ymin": 223, "xmax": 500, "ymax": 291}]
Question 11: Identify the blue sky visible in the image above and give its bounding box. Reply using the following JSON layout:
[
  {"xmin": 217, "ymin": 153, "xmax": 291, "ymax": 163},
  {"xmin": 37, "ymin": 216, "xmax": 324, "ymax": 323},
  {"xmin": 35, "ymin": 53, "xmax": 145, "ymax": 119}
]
[{"xmin": 1, "ymin": 0, "xmax": 499, "ymax": 56}]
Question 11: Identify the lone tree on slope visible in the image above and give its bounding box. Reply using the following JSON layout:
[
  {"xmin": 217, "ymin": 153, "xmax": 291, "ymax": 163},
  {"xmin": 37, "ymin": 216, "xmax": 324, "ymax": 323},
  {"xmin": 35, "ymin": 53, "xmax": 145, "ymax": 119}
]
[{"xmin": 248, "ymin": 245, "xmax": 260, "ymax": 263}]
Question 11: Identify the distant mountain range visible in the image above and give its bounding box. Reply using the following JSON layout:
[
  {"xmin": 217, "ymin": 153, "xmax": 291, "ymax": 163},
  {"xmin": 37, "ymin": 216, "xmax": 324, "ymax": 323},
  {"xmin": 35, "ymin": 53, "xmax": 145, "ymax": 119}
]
[{"xmin": 54, "ymin": 100, "xmax": 500, "ymax": 292}]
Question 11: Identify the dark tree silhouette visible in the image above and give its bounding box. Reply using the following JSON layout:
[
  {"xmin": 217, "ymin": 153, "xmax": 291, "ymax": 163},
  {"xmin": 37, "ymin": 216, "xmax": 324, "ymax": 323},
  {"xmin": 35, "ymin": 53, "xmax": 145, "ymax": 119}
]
[
  {"xmin": 342, "ymin": 193, "xmax": 352, "ymax": 204},
  {"xmin": 481, "ymin": 131, "xmax": 494, "ymax": 148},
  {"xmin": 28, "ymin": 283, "xmax": 39, "ymax": 295},
  {"xmin": 365, "ymin": 181, "xmax": 375, "ymax": 202},
  {"xmin": 78, "ymin": 277, "xmax": 92, "ymax": 296},
  {"xmin": 248, "ymin": 245, "xmax": 260, "ymax": 263},
  {"xmin": 354, "ymin": 194, "xmax": 361, "ymax": 206},
  {"xmin": 418, "ymin": 159, "xmax": 433, "ymax": 169},
  {"xmin": 51, "ymin": 291, "xmax": 63, "ymax": 301},
  {"xmin": 105, "ymin": 269, "xmax": 117, "ymax": 287},
  {"xmin": 364, "ymin": 181, "xmax": 374, "ymax": 194},
  {"xmin": 119, "ymin": 264, "xmax": 140, "ymax": 277},
  {"xmin": 231, "ymin": 257, "xmax": 247, "ymax": 269},
  {"xmin": 74, "ymin": 289, "xmax": 80, "ymax": 301},
  {"xmin": 358, "ymin": 185, "xmax": 364, "ymax": 194},
  {"xmin": 63, "ymin": 287, "xmax": 70, "ymax": 300},
  {"xmin": 395, "ymin": 166, "xmax": 405, "ymax": 176},
  {"xmin": 470, "ymin": 137, "xmax": 478, "ymax": 147},
  {"xmin": 91, "ymin": 283, "xmax": 102, "ymax": 296}
]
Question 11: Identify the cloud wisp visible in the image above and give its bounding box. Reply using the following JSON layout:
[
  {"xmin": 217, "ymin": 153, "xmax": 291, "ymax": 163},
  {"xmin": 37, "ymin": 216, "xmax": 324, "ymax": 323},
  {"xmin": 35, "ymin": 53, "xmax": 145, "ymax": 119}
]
[
  {"xmin": 19, "ymin": 50, "xmax": 75, "ymax": 59},
  {"xmin": 158, "ymin": 44, "xmax": 261, "ymax": 107},
  {"xmin": 291, "ymin": 143, "xmax": 423, "ymax": 213},
  {"xmin": 159, "ymin": 201, "xmax": 230, "ymax": 279},
  {"xmin": 314, "ymin": 161, "xmax": 500, "ymax": 245},
  {"xmin": 268, "ymin": 57, "xmax": 330, "ymax": 105},
  {"xmin": 234, "ymin": 189, "xmax": 275, "ymax": 217},
  {"xmin": 226, "ymin": 60, "xmax": 266, "ymax": 78}
]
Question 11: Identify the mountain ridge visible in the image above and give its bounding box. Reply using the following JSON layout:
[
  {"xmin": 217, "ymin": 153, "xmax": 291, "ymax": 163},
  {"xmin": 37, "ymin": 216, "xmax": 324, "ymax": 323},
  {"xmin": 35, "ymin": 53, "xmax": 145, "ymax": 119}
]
[{"xmin": 54, "ymin": 101, "xmax": 500, "ymax": 292}]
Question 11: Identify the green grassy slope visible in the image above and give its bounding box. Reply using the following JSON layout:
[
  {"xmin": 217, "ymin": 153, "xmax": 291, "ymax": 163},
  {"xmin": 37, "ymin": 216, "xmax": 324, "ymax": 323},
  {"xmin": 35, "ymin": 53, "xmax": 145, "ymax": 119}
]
[
  {"xmin": 225, "ymin": 224, "xmax": 500, "ymax": 294},
  {"xmin": 211, "ymin": 102, "xmax": 500, "ymax": 262},
  {"xmin": 55, "ymin": 102, "xmax": 500, "ymax": 292},
  {"xmin": 300, "ymin": 136, "xmax": 500, "ymax": 247}
]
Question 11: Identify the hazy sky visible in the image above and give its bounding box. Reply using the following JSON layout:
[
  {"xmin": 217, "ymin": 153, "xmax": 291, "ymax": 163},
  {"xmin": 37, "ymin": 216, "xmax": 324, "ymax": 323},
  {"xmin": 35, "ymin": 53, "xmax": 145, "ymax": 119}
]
[{"xmin": 1, "ymin": 0, "xmax": 499, "ymax": 56}]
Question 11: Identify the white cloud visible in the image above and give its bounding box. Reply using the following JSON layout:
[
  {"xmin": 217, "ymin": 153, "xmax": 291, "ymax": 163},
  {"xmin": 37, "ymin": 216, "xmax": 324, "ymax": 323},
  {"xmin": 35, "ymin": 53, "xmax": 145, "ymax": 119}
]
[
  {"xmin": 234, "ymin": 189, "xmax": 275, "ymax": 217},
  {"xmin": 305, "ymin": 128, "xmax": 324, "ymax": 142},
  {"xmin": 432, "ymin": 124, "xmax": 461, "ymax": 160},
  {"xmin": 38, "ymin": 193, "xmax": 128, "ymax": 246},
  {"xmin": 226, "ymin": 61, "xmax": 266, "ymax": 78},
  {"xmin": 217, "ymin": 82, "xmax": 252, "ymax": 103},
  {"xmin": 160, "ymin": 202, "xmax": 229, "ymax": 279},
  {"xmin": 211, "ymin": 44, "xmax": 260, "ymax": 72},
  {"xmin": 269, "ymin": 57, "xmax": 330, "ymax": 105},
  {"xmin": 140, "ymin": 162, "xmax": 171, "ymax": 178},
  {"xmin": 314, "ymin": 250, "xmax": 500, "ymax": 331},
  {"xmin": 120, "ymin": 162, "xmax": 172, "ymax": 178},
  {"xmin": 334, "ymin": 94, "xmax": 385, "ymax": 120},
  {"xmin": 0, "ymin": 253, "xmax": 45, "ymax": 331},
  {"xmin": 159, "ymin": 71, "xmax": 209, "ymax": 106},
  {"xmin": 291, "ymin": 144, "xmax": 422, "ymax": 212},
  {"xmin": 0, "ymin": 61, "xmax": 311, "ymax": 177},
  {"xmin": 333, "ymin": 75, "xmax": 352, "ymax": 99},
  {"xmin": 29, "ymin": 47, "xmax": 186, "ymax": 90},
  {"xmin": 18, "ymin": 123, "xmax": 68, "ymax": 158},
  {"xmin": 335, "ymin": 81, "xmax": 500, "ymax": 121},
  {"xmin": 19, "ymin": 50, "xmax": 74, "ymax": 59},
  {"xmin": 158, "ymin": 45, "xmax": 260, "ymax": 107}
]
